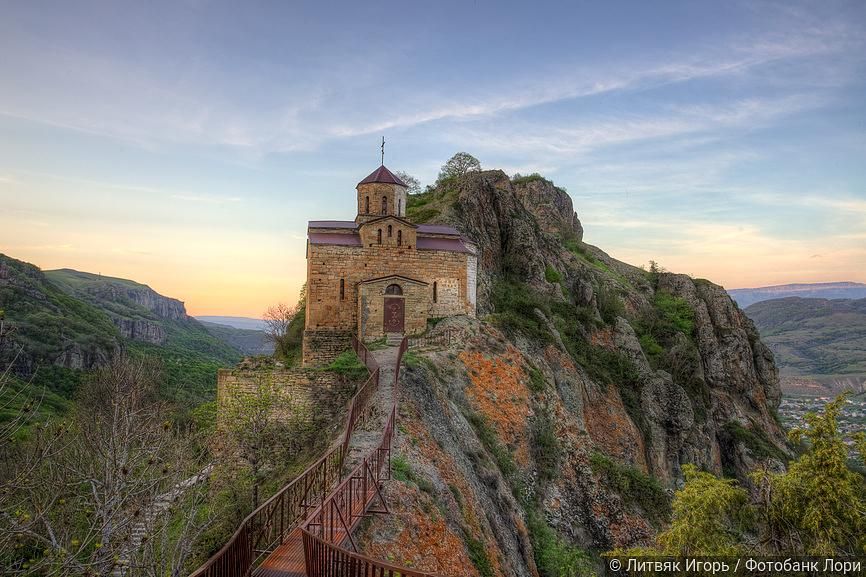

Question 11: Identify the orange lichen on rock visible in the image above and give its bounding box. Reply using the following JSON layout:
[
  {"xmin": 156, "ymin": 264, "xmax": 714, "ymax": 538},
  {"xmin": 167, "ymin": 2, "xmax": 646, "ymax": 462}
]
[
  {"xmin": 543, "ymin": 344, "xmax": 576, "ymax": 373},
  {"xmin": 361, "ymin": 479, "xmax": 480, "ymax": 577},
  {"xmin": 397, "ymin": 407, "xmax": 506, "ymax": 577},
  {"xmin": 590, "ymin": 326, "xmax": 615, "ymax": 348},
  {"xmin": 459, "ymin": 347, "xmax": 532, "ymax": 465},
  {"xmin": 583, "ymin": 386, "xmax": 648, "ymax": 471}
]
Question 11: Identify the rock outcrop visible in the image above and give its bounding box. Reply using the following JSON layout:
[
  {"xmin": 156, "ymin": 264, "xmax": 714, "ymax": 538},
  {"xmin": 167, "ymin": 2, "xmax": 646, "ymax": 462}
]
[{"xmin": 356, "ymin": 171, "xmax": 787, "ymax": 574}]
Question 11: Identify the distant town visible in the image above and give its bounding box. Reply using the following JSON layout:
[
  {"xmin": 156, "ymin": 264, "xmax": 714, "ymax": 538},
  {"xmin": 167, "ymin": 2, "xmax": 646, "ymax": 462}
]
[{"xmin": 778, "ymin": 394, "xmax": 866, "ymax": 460}]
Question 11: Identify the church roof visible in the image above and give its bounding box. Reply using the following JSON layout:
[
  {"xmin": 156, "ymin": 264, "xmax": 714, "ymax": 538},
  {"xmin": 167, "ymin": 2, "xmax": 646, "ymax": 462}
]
[{"xmin": 358, "ymin": 165, "xmax": 408, "ymax": 187}]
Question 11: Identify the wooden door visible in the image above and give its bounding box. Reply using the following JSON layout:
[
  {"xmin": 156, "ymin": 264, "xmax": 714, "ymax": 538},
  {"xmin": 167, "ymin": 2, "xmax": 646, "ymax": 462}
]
[{"xmin": 383, "ymin": 297, "xmax": 405, "ymax": 333}]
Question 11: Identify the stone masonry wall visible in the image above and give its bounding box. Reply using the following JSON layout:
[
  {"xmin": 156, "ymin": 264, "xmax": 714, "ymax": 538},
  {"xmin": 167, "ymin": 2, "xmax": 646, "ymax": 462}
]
[
  {"xmin": 356, "ymin": 182, "xmax": 407, "ymax": 222},
  {"xmin": 359, "ymin": 278, "xmax": 428, "ymax": 340},
  {"xmin": 217, "ymin": 366, "xmax": 356, "ymax": 429},
  {"xmin": 302, "ymin": 329, "xmax": 353, "ymax": 367},
  {"xmin": 305, "ymin": 243, "xmax": 473, "ymax": 334},
  {"xmin": 358, "ymin": 217, "xmax": 417, "ymax": 249}
]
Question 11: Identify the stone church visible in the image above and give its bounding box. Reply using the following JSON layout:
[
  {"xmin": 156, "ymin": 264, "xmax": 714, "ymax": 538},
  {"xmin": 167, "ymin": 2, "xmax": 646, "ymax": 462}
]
[{"xmin": 302, "ymin": 165, "xmax": 478, "ymax": 365}]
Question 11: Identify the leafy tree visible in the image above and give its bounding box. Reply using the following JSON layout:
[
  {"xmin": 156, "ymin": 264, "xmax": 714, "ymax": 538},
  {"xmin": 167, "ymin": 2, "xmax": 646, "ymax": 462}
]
[
  {"xmin": 656, "ymin": 465, "xmax": 752, "ymax": 556},
  {"xmin": 394, "ymin": 170, "xmax": 422, "ymax": 195},
  {"xmin": 614, "ymin": 464, "xmax": 751, "ymax": 558},
  {"xmin": 755, "ymin": 394, "xmax": 866, "ymax": 555},
  {"xmin": 438, "ymin": 152, "xmax": 481, "ymax": 181}
]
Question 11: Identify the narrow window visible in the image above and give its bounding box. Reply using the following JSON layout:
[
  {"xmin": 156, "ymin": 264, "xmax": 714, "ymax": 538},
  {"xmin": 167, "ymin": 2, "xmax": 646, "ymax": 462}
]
[
  {"xmin": 397, "ymin": 229, "xmax": 402, "ymax": 246},
  {"xmin": 377, "ymin": 229, "xmax": 382, "ymax": 244},
  {"xmin": 365, "ymin": 196, "xmax": 369, "ymax": 213},
  {"xmin": 382, "ymin": 196, "xmax": 388, "ymax": 214},
  {"xmin": 433, "ymin": 281, "xmax": 438, "ymax": 303},
  {"xmin": 340, "ymin": 278, "xmax": 345, "ymax": 300},
  {"xmin": 388, "ymin": 224, "xmax": 392, "ymax": 237},
  {"xmin": 398, "ymin": 198, "xmax": 402, "ymax": 216}
]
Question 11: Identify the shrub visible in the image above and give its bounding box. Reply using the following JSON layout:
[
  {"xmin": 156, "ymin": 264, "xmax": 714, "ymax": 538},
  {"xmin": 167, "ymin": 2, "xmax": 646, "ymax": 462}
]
[
  {"xmin": 527, "ymin": 508, "xmax": 593, "ymax": 577},
  {"xmin": 527, "ymin": 366, "xmax": 547, "ymax": 393},
  {"xmin": 596, "ymin": 284, "xmax": 624, "ymax": 325},
  {"xmin": 590, "ymin": 452, "xmax": 671, "ymax": 524},
  {"xmin": 544, "ymin": 265, "xmax": 562, "ymax": 284},
  {"xmin": 490, "ymin": 279, "xmax": 552, "ymax": 343},
  {"xmin": 654, "ymin": 292, "xmax": 695, "ymax": 336},
  {"xmin": 531, "ymin": 407, "xmax": 561, "ymax": 486},
  {"xmin": 723, "ymin": 421, "xmax": 786, "ymax": 462},
  {"xmin": 464, "ymin": 534, "xmax": 495, "ymax": 577},
  {"xmin": 656, "ymin": 464, "xmax": 752, "ymax": 556}
]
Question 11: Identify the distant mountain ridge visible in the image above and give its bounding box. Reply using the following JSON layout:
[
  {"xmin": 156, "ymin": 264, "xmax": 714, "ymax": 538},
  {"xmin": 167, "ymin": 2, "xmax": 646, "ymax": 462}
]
[
  {"xmin": 195, "ymin": 315, "xmax": 266, "ymax": 331},
  {"xmin": 744, "ymin": 296, "xmax": 866, "ymax": 394},
  {"xmin": 728, "ymin": 281, "xmax": 866, "ymax": 307}
]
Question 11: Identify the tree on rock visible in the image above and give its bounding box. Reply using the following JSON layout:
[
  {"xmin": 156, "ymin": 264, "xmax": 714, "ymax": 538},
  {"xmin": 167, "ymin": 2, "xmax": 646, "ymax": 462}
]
[
  {"xmin": 394, "ymin": 171, "xmax": 422, "ymax": 195},
  {"xmin": 438, "ymin": 152, "xmax": 481, "ymax": 181}
]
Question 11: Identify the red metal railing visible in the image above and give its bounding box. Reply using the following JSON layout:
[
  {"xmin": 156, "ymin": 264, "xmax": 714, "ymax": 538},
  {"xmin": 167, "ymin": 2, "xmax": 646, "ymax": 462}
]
[
  {"xmin": 189, "ymin": 337, "xmax": 380, "ymax": 577},
  {"xmin": 408, "ymin": 328, "xmax": 457, "ymax": 350},
  {"xmin": 300, "ymin": 337, "xmax": 437, "ymax": 577}
]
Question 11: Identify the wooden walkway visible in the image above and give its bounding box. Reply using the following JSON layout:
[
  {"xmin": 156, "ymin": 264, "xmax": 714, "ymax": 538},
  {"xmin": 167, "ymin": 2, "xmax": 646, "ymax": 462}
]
[
  {"xmin": 254, "ymin": 528, "xmax": 305, "ymax": 577},
  {"xmin": 255, "ymin": 346, "xmax": 398, "ymax": 577}
]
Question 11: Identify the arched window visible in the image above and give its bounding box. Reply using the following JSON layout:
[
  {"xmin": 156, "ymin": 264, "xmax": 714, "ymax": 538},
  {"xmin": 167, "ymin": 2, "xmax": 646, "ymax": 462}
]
[
  {"xmin": 340, "ymin": 278, "xmax": 345, "ymax": 300},
  {"xmin": 397, "ymin": 229, "xmax": 402, "ymax": 246},
  {"xmin": 385, "ymin": 284, "xmax": 402, "ymax": 295},
  {"xmin": 388, "ymin": 224, "xmax": 392, "ymax": 237},
  {"xmin": 381, "ymin": 196, "xmax": 388, "ymax": 214},
  {"xmin": 398, "ymin": 198, "xmax": 402, "ymax": 216},
  {"xmin": 365, "ymin": 196, "xmax": 370, "ymax": 213},
  {"xmin": 433, "ymin": 281, "xmax": 438, "ymax": 303},
  {"xmin": 377, "ymin": 229, "xmax": 382, "ymax": 244}
]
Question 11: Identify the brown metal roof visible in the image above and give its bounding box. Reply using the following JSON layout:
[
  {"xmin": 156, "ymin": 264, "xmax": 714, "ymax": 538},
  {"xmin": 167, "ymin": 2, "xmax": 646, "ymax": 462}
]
[
  {"xmin": 416, "ymin": 224, "xmax": 461, "ymax": 236},
  {"xmin": 416, "ymin": 236, "xmax": 472, "ymax": 253},
  {"xmin": 357, "ymin": 165, "xmax": 407, "ymax": 187}
]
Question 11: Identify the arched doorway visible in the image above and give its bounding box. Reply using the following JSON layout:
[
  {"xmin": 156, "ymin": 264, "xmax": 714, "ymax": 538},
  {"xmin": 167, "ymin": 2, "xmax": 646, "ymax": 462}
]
[{"xmin": 383, "ymin": 284, "xmax": 404, "ymax": 333}]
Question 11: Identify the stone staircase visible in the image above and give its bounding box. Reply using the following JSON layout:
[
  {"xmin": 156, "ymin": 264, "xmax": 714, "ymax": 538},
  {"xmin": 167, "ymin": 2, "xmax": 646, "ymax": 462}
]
[
  {"xmin": 385, "ymin": 333, "xmax": 403, "ymax": 346},
  {"xmin": 341, "ymin": 344, "xmax": 398, "ymax": 473}
]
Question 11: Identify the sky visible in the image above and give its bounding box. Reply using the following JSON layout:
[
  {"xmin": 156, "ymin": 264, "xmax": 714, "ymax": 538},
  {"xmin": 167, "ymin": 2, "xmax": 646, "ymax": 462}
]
[{"xmin": 1, "ymin": 0, "xmax": 864, "ymax": 317}]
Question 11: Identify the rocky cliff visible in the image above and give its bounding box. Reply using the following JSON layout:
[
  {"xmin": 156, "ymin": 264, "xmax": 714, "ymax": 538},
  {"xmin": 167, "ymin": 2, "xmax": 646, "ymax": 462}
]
[
  {"xmin": 0, "ymin": 255, "xmax": 241, "ymax": 407},
  {"xmin": 358, "ymin": 171, "xmax": 787, "ymax": 575},
  {"xmin": 46, "ymin": 268, "xmax": 187, "ymax": 345}
]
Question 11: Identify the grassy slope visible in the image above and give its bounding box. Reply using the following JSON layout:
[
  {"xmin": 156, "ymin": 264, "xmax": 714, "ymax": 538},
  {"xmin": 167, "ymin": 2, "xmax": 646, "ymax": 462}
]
[
  {"xmin": 46, "ymin": 268, "xmax": 242, "ymax": 406},
  {"xmin": 1, "ymin": 255, "xmax": 242, "ymax": 418},
  {"xmin": 745, "ymin": 297, "xmax": 866, "ymax": 377}
]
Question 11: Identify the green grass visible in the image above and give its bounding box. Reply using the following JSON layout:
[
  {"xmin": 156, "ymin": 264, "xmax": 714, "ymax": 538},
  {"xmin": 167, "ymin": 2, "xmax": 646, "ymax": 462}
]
[
  {"xmin": 531, "ymin": 407, "xmax": 561, "ymax": 486},
  {"xmin": 527, "ymin": 365, "xmax": 547, "ymax": 393},
  {"xmin": 465, "ymin": 409, "xmax": 518, "ymax": 482},
  {"xmin": 391, "ymin": 453, "xmax": 434, "ymax": 494},
  {"xmin": 464, "ymin": 534, "xmax": 495, "ymax": 577},
  {"xmin": 722, "ymin": 421, "xmax": 787, "ymax": 462},
  {"xmin": 489, "ymin": 279, "xmax": 554, "ymax": 343},
  {"xmin": 527, "ymin": 507, "xmax": 593, "ymax": 577},
  {"xmin": 589, "ymin": 451, "xmax": 671, "ymax": 525},
  {"xmin": 324, "ymin": 349, "xmax": 368, "ymax": 380},
  {"xmin": 544, "ymin": 265, "xmax": 562, "ymax": 284}
]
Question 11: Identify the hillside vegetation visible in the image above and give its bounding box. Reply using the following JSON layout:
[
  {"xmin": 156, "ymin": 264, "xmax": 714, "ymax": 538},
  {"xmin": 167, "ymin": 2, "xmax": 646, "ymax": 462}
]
[
  {"xmin": 0, "ymin": 254, "xmax": 242, "ymax": 413},
  {"xmin": 745, "ymin": 297, "xmax": 866, "ymax": 383}
]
